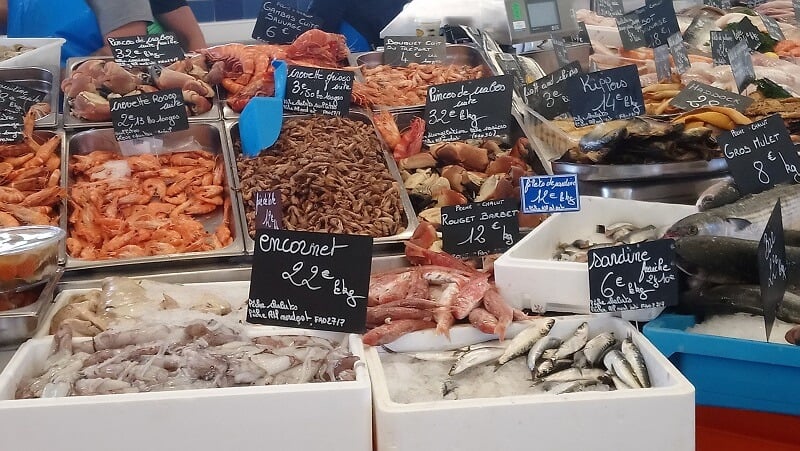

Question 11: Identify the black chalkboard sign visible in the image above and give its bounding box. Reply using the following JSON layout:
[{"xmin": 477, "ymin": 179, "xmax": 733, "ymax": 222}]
[
  {"xmin": 703, "ymin": 0, "xmax": 731, "ymax": 8},
  {"xmin": 252, "ymin": 1, "xmax": 321, "ymax": 44},
  {"xmin": 795, "ymin": 0, "xmax": 800, "ymax": 23},
  {"xmin": 0, "ymin": 113, "xmax": 23, "ymax": 144},
  {"xmin": 524, "ymin": 61, "xmax": 582, "ymax": 120},
  {"xmin": 759, "ymin": 201, "xmax": 786, "ymax": 341},
  {"xmin": 639, "ymin": 0, "xmax": 680, "ymax": 48},
  {"xmin": 441, "ymin": 198, "xmax": 519, "ymax": 258},
  {"xmin": 670, "ymin": 81, "xmax": 754, "ymax": 112},
  {"xmin": 711, "ymin": 30, "xmax": 736, "ymax": 66},
  {"xmin": 283, "ymin": 65, "xmax": 354, "ymax": 116},
  {"xmin": 667, "ymin": 33, "xmax": 691, "ymax": 75},
  {"xmin": 719, "ymin": 115, "xmax": 800, "ymax": 195},
  {"xmin": 588, "ymin": 239, "xmax": 679, "ymax": 313},
  {"xmin": 384, "ymin": 36, "xmax": 446, "ymax": 66},
  {"xmin": 654, "ymin": 44, "xmax": 672, "ymax": 82},
  {"xmin": 617, "ymin": 12, "xmax": 647, "ymax": 50},
  {"xmin": 108, "ymin": 33, "xmax": 184, "ymax": 67},
  {"xmin": 247, "ymin": 229, "xmax": 372, "ymax": 333},
  {"xmin": 728, "ymin": 40, "xmax": 756, "ymax": 93},
  {"xmin": 595, "ymin": 0, "xmax": 625, "ymax": 17},
  {"xmin": 758, "ymin": 13, "xmax": 785, "ymax": 41},
  {"xmin": 564, "ymin": 22, "xmax": 593, "ymax": 53},
  {"xmin": 727, "ymin": 17, "xmax": 762, "ymax": 52},
  {"xmin": 0, "ymin": 81, "xmax": 44, "ymax": 115},
  {"xmin": 551, "ymin": 35, "xmax": 570, "ymax": 68},
  {"xmin": 254, "ymin": 190, "xmax": 283, "ymax": 230},
  {"xmin": 566, "ymin": 64, "xmax": 645, "ymax": 128},
  {"xmin": 109, "ymin": 88, "xmax": 189, "ymax": 142},
  {"xmin": 424, "ymin": 74, "xmax": 513, "ymax": 144}
]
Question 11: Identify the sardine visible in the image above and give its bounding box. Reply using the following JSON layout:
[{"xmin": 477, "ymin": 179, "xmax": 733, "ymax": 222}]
[
  {"xmin": 696, "ymin": 178, "xmax": 741, "ymax": 212},
  {"xmin": 619, "ymin": 225, "xmax": 658, "ymax": 244},
  {"xmin": 583, "ymin": 332, "xmax": 616, "ymax": 367},
  {"xmin": 526, "ymin": 335, "xmax": 562, "ymax": 370},
  {"xmin": 572, "ymin": 350, "xmax": 589, "ymax": 369},
  {"xmin": 497, "ymin": 318, "xmax": 555, "ymax": 365},
  {"xmin": 534, "ymin": 367, "xmax": 606, "ymax": 384},
  {"xmin": 621, "ymin": 336, "xmax": 651, "ymax": 388},
  {"xmin": 680, "ymin": 284, "xmax": 800, "ymax": 323},
  {"xmin": 610, "ymin": 374, "xmax": 633, "ymax": 390},
  {"xmin": 449, "ymin": 346, "xmax": 506, "ymax": 376},
  {"xmin": 533, "ymin": 358, "xmax": 572, "ymax": 379},
  {"xmin": 553, "ymin": 322, "xmax": 589, "ymax": 359},
  {"xmin": 540, "ymin": 348, "xmax": 557, "ymax": 361},
  {"xmin": 665, "ymin": 183, "xmax": 800, "ymax": 240},
  {"xmin": 381, "ymin": 346, "xmax": 461, "ymax": 362},
  {"xmin": 603, "ymin": 350, "xmax": 641, "ymax": 389}
]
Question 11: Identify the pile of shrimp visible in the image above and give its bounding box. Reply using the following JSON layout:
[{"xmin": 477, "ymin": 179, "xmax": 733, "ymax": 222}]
[
  {"xmin": 66, "ymin": 149, "xmax": 233, "ymax": 260},
  {"xmin": 352, "ymin": 63, "xmax": 485, "ymax": 107},
  {"xmin": 0, "ymin": 112, "xmax": 64, "ymax": 227}
]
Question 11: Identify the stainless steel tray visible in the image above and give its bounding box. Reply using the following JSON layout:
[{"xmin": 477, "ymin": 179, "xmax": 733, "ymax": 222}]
[
  {"xmin": 64, "ymin": 122, "xmax": 246, "ymax": 270},
  {"xmin": 224, "ymin": 111, "xmax": 418, "ymax": 254},
  {"xmin": 519, "ymin": 43, "xmax": 593, "ymax": 74},
  {"xmin": 62, "ymin": 56, "xmax": 222, "ymax": 129},
  {"xmin": 552, "ymin": 158, "xmax": 729, "ymax": 182},
  {"xmin": 0, "ymin": 67, "xmax": 59, "ymax": 128},
  {"xmin": 348, "ymin": 44, "xmax": 497, "ymax": 111},
  {"xmin": 578, "ymin": 175, "xmax": 729, "ymax": 205},
  {"xmin": 0, "ymin": 267, "xmax": 62, "ymax": 349}
]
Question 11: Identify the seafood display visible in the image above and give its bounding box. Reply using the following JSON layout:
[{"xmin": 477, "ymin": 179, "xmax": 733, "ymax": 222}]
[
  {"xmin": 201, "ymin": 29, "xmax": 349, "ymax": 112},
  {"xmin": 0, "ymin": 225, "xmax": 63, "ymax": 292},
  {"xmin": 755, "ymin": 1, "xmax": 797, "ymax": 22},
  {"xmin": 379, "ymin": 319, "xmax": 653, "ymax": 402},
  {"xmin": 61, "ymin": 55, "xmax": 218, "ymax": 122},
  {"xmin": 352, "ymin": 63, "xmax": 485, "ymax": 108},
  {"xmin": 235, "ymin": 116, "xmax": 407, "ymax": 238},
  {"xmin": 0, "ymin": 114, "xmax": 63, "ymax": 227},
  {"xmin": 373, "ymin": 111, "xmax": 546, "ymax": 228},
  {"xmin": 16, "ymin": 321, "xmax": 358, "ymax": 398},
  {"xmin": 643, "ymin": 79, "xmax": 683, "ymax": 116},
  {"xmin": 66, "ymin": 145, "xmax": 234, "ymax": 260},
  {"xmin": 0, "ymin": 44, "xmax": 36, "ymax": 62},
  {"xmin": 48, "ymin": 277, "xmax": 238, "ymax": 337},
  {"xmin": 553, "ymin": 222, "xmax": 659, "ymax": 262}
]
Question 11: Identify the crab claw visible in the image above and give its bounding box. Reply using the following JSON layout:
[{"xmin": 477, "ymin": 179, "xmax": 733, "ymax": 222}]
[
  {"xmin": 103, "ymin": 61, "xmax": 139, "ymax": 94},
  {"xmin": 61, "ymin": 73, "xmax": 98, "ymax": 98},
  {"xmin": 183, "ymin": 90, "xmax": 212, "ymax": 115},
  {"xmin": 72, "ymin": 92, "xmax": 111, "ymax": 121}
]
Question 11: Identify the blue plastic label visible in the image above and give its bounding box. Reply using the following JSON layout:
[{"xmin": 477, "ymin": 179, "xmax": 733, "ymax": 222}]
[{"xmin": 520, "ymin": 174, "xmax": 580, "ymax": 214}]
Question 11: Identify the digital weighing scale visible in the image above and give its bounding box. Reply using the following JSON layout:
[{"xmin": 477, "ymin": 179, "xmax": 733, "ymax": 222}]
[{"xmin": 503, "ymin": 0, "xmax": 579, "ymax": 43}]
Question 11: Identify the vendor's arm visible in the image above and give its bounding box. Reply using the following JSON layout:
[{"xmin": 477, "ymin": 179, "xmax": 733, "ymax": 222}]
[
  {"xmin": 155, "ymin": 6, "xmax": 207, "ymax": 51},
  {"xmin": 86, "ymin": 0, "xmax": 153, "ymax": 56},
  {"xmin": 307, "ymin": 0, "xmax": 348, "ymax": 32}
]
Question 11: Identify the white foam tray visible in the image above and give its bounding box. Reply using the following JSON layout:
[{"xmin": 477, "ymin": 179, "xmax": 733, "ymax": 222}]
[
  {"xmin": 494, "ymin": 196, "xmax": 697, "ymax": 321},
  {"xmin": 1, "ymin": 280, "xmax": 372, "ymax": 451},
  {"xmin": 0, "ymin": 37, "xmax": 64, "ymax": 75},
  {"xmin": 367, "ymin": 315, "xmax": 695, "ymax": 451}
]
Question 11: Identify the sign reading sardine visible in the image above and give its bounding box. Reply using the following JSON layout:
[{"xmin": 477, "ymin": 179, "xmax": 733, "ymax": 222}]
[
  {"xmin": 109, "ymin": 87, "xmax": 189, "ymax": 141},
  {"xmin": 108, "ymin": 33, "xmax": 184, "ymax": 67},
  {"xmin": 424, "ymin": 75, "xmax": 513, "ymax": 144},
  {"xmin": 247, "ymin": 229, "xmax": 372, "ymax": 333},
  {"xmin": 567, "ymin": 65, "xmax": 644, "ymax": 127},
  {"xmin": 252, "ymin": 1, "xmax": 321, "ymax": 44}
]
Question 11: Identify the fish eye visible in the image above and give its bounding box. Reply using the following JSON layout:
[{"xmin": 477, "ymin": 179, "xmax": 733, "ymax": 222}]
[{"xmin": 689, "ymin": 225, "xmax": 698, "ymax": 235}]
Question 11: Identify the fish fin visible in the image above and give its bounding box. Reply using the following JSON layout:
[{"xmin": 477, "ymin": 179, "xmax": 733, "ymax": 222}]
[
  {"xmin": 492, "ymin": 362, "xmax": 503, "ymax": 373},
  {"xmin": 725, "ymin": 217, "xmax": 752, "ymax": 230},
  {"xmin": 381, "ymin": 345, "xmax": 397, "ymax": 354}
]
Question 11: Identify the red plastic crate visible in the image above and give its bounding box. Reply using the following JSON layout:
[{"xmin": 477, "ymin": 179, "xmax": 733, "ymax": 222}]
[{"xmin": 697, "ymin": 406, "xmax": 800, "ymax": 451}]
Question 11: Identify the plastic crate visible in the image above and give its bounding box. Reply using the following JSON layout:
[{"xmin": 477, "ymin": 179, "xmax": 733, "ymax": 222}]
[
  {"xmin": 697, "ymin": 406, "xmax": 800, "ymax": 451},
  {"xmin": 643, "ymin": 314, "xmax": 800, "ymax": 416}
]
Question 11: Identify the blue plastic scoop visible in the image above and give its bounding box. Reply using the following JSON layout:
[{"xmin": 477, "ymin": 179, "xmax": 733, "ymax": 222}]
[{"xmin": 239, "ymin": 59, "xmax": 287, "ymax": 157}]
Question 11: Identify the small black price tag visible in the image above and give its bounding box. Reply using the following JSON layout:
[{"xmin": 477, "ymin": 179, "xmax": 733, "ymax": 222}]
[
  {"xmin": 520, "ymin": 174, "xmax": 580, "ymax": 213},
  {"xmin": 567, "ymin": 64, "xmax": 645, "ymax": 128},
  {"xmin": 588, "ymin": 239, "xmax": 679, "ymax": 313},
  {"xmin": 252, "ymin": 0, "xmax": 321, "ymax": 44},
  {"xmin": 0, "ymin": 81, "xmax": 45, "ymax": 115},
  {"xmin": 254, "ymin": 190, "xmax": 283, "ymax": 230},
  {"xmin": 247, "ymin": 229, "xmax": 372, "ymax": 333},
  {"xmin": 703, "ymin": 0, "xmax": 731, "ymax": 8},
  {"xmin": 667, "ymin": 33, "xmax": 691, "ymax": 75},
  {"xmin": 719, "ymin": 115, "xmax": 800, "ymax": 195},
  {"xmin": 758, "ymin": 200, "xmax": 786, "ymax": 341},
  {"xmin": 728, "ymin": 17, "xmax": 763, "ymax": 52},
  {"xmin": 710, "ymin": 30, "xmax": 736, "ymax": 66},
  {"xmin": 595, "ymin": 0, "xmax": 625, "ymax": 18},
  {"xmin": 109, "ymin": 88, "xmax": 189, "ymax": 142},
  {"xmin": 108, "ymin": 33, "xmax": 184, "ymax": 67},
  {"xmin": 728, "ymin": 40, "xmax": 756, "ymax": 93},
  {"xmin": 670, "ymin": 81, "xmax": 754, "ymax": 112},
  {"xmin": 0, "ymin": 112, "xmax": 24, "ymax": 143},
  {"xmin": 441, "ymin": 198, "xmax": 519, "ymax": 258},
  {"xmin": 383, "ymin": 36, "xmax": 446, "ymax": 66},
  {"xmin": 639, "ymin": 0, "xmax": 680, "ymax": 48},
  {"xmin": 551, "ymin": 35, "xmax": 570, "ymax": 68},
  {"xmin": 564, "ymin": 22, "xmax": 594, "ymax": 54},
  {"xmin": 654, "ymin": 44, "xmax": 672, "ymax": 82},
  {"xmin": 283, "ymin": 65, "xmax": 354, "ymax": 116},
  {"xmin": 758, "ymin": 13, "xmax": 785, "ymax": 41},
  {"xmin": 424, "ymin": 74, "xmax": 513, "ymax": 144},
  {"xmin": 524, "ymin": 61, "xmax": 582, "ymax": 120},
  {"xmin": 616, "ymin": 12, "xmax": 647, "ymax": 50}
]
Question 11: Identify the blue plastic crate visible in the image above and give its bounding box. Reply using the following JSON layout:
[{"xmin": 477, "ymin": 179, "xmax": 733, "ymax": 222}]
[{"xmin": 643, "ymin": 314, "xmax": 800, "ymax": 416}]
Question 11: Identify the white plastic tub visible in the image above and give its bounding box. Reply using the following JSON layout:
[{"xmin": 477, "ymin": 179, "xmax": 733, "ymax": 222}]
[
  {"xmin": 367, "ymin": 315, "xmax": 695, "ymax": 451},
  {"xmin": 494, "ymin": 196, "xmax": 697, "ymax": 321},
  {"xmin": 0, "ymin": 37, "xmax": 65, "ymax": 74}
]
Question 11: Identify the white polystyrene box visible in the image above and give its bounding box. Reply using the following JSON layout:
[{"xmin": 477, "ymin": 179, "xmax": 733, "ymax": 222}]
[
  {"xmin": 368, "ymin": 316, "xmax": 695, "ymax": 451},
  {"xmin": 0, "ymin": 38, "xmax": 65, "ymax": 75},
  {"xmin": 494, "ymin": 196, "xmax": 697, "ymax": 321},
  {"xmin": 2, "ymin": 280, "xmax": 371, "ymax": 451}
]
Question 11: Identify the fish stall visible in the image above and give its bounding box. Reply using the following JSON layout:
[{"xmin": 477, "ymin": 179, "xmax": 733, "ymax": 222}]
[{"xmin": 4, "ymin": 1, "xmax": 800, "ymax": 449}]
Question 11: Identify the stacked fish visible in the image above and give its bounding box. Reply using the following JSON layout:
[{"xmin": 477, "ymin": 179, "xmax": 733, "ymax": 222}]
[{"xmin": 553, "ymin": 222, "xmax": 659, "ymax": 262}]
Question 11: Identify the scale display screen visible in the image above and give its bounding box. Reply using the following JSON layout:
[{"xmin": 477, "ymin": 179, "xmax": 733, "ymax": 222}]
[{"xmin": 526, "ymin": 0, "xmax": 561, "ymax": 33}]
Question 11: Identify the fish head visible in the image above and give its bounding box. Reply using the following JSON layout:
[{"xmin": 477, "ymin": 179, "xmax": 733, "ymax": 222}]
[{"xmin": 664, "ymin": 214, "xmax": 751, "ymax": 239}]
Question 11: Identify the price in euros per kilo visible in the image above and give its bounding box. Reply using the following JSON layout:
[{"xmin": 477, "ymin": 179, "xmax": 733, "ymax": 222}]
[{"xmin": 261, "ymin": 25, "xmax": 291, "ymax": 39}]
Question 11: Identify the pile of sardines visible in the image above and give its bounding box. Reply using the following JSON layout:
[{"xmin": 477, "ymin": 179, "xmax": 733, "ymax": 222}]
[
  {"xmin": 554, "ymin": 222, "xmax": 659, "ymax": 262},
  {"xmin": 382, "ymin": 319, "xmax": 651, "ymax": 402}
]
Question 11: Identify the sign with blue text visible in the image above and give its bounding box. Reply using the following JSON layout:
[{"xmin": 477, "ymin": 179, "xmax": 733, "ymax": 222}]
[{"xmin": 520, "ymin": 174, "xmax": 580, "ymax": 214}]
